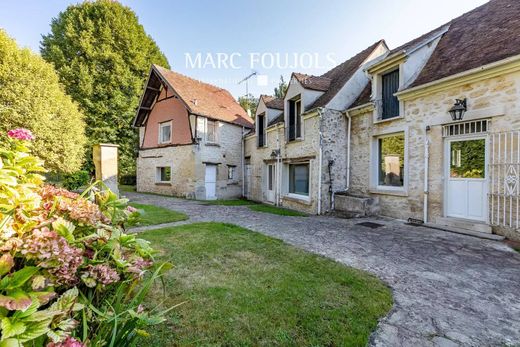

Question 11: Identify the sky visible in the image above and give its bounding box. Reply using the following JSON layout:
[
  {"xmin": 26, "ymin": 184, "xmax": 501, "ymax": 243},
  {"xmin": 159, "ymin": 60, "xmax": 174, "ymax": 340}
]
[{"xmin": 0, "ymin": 0, "xmax": 488, "ymax": 98}]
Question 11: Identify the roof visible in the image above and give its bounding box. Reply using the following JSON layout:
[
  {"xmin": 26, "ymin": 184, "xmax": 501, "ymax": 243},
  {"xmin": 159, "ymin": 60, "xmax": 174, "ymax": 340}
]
[
  {"xmin": 349, "ymin": 82, "xmax": 372, "ymax": 109},
  {"xmin": 267, "ymin": 112, "xmax": 284, "ymax": 127},
  {"xmin": 291, "ymin": 73, "xmax": 331, "ymax": 92},
  {"xmin": 134, "ymin": 65, "xmax": 253, "ymax": 128},
  {"xmin": 411, "ymin": 0, "xmax": 520, "ymax": 87},
  {"xmin": 259, "ymin": 95, "xmax": 284, "ymax": 110},
  {"xmin": 310, "ymin": 40, "xmax": 385, "ymax": 109}
]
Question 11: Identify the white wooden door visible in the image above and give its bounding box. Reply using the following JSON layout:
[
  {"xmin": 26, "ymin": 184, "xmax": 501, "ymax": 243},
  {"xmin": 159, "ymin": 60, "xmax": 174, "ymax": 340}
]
[
  {"xmin": 205, "ymin": 164, "xmax": 217, "ymax": 200},
  {"xmin": 445, "ymin": 137, "xmax": 487, "ymax": 221},
  {"xmin": 266, "ymin": 164, "xmax": 275, "ymax": 203}
]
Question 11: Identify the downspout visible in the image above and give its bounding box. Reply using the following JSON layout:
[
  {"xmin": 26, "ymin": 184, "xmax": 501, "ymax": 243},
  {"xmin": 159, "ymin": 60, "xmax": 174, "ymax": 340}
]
[
  {"xmin": 276, "ymin": 127, "xmax": 282, "ymax": 206},
  {"xmin": 241, "ymin": 126, "xmax": 245, "ymax": 198},
  {"xmin": 317, "ymin": 108, "xmax": 324, "ymax": 215},
  {"xmin": 423, "ymin": 128, "xmax": 430, "ymax": 223},
  {"xmin": 345, "ymin": 110, "xmax": 352, "ymax": 192}
]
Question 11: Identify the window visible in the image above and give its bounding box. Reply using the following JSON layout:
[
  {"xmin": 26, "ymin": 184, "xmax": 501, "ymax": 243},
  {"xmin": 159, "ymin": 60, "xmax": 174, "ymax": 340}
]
[
  {"xmin": 206, "ymin": 120, "xmax": 218, "ymax": 143},
  {"xmin": 267, "ymin": 164, "xmax": 274, "ymax": 190},
  {"xmin": 381, "ymin": 69, "xmax": 400, "ymax": 119},
  {"xmin": 289, "ymin": 163, "xmax": 309, "ymax": 196},
  {"xmin": 377, "ymin": 133, "xmax": 405, "ymax": 187},
  {"xmin": 257, "ymin": 113, "xmax": 266, "ymax": 147},
  {"xmin": 158, "ymin": 121, "xmax": 172, "ymax": 144},
  {"xmin": 227, "ymin": 165, "xmax": 236, "ymax": 180},
  {"xmin": 156, "ymin": 166, "xmax": 171, "ymax": 183},
  {"xmin": 288, "ymin": 97, "xmax": 302, "ymax": 141}
]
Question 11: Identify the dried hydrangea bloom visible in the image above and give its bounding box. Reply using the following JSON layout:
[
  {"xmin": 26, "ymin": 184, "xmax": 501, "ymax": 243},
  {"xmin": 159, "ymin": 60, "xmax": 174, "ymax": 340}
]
[
  {"xmin": 46, "ymin": 336, "xmax": 84, "ymax": 347},
  {"xmin": 81, "ymin": 264, "xmax": 120, "ymax": 288},
  {"xmin": 21, "ymin": 227, "xmax": 83, "ymax": 285}
]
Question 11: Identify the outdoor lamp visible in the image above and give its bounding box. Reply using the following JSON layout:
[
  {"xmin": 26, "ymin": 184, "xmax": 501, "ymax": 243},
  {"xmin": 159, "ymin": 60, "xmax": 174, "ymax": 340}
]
[
  {"xmin": 270, "ymin": 149, "xmax": 280, "ymax": 159},
  {"xmin": 448, "ymin": 98, "xmax": 467, "ymax": 121}
]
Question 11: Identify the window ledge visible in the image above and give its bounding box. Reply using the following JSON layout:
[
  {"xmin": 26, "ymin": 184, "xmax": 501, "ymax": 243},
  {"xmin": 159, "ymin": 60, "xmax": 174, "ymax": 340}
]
[
  {"xmin": 282, "ymin": 194, "xmax": 311, "ymax": 205},
  {"xmin": 287, "ymin": 138, "xmax": 304, "ymax": 144},
  {"xmin": 205, "ymin": 142, "xmax": 220, "ymax": 147},
  {"xmin": 369, "ymin": 187, "xmax": 408, "ymax": 197},
  {"xmin": 373, "ymin": 115, "xmax": 404, "ymax": 125},
  {"xmin": 155, "ymin": 182, "xmax": 172, "ymax": 186}
]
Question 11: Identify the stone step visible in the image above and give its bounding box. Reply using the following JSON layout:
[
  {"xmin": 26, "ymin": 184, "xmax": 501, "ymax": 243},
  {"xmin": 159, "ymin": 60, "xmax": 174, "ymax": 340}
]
[
  {"xmin": 424, "ymin": 223, "xmax": 504, "ymax": 241},
  {"xmin": 436, "ymin": 217, "xmax": 492, "ymax": 234}
]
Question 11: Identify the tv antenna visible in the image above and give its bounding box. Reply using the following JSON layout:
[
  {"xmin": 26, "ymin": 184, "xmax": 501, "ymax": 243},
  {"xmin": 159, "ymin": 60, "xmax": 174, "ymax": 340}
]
[{"xmin": 238, "ymin": 71, "xmax": 257, "ymax": 96}]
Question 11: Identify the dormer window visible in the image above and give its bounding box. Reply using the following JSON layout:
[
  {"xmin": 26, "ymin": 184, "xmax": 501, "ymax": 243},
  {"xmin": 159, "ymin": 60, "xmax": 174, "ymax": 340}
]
[
  {"xmin": 381, "ymin": 69, "xmax": 400, "ymax": 119},
  {"xmin": 257, "ymin": 113, "xmax": 266, "ymax": 147},
  {"xmin": 288, "ymin": 96, "xmax": 302, "ymax": 141}
]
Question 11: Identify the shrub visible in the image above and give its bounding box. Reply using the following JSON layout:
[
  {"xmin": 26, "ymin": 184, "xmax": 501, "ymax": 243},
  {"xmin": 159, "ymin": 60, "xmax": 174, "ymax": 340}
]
[
  {"xmin": 62, "ymin": 171, "xmax": 91, "ymax": 191},
  {"xmin": 119, "ymin": 174, "xmax": 136, "ymax": 186},
  {"xmin": 0, "ymin": 129, "xmax": 170, "ymax": 346},
  {"xmin": 0, "ymin": 30, "xmax": 86, "ymax": 173}
]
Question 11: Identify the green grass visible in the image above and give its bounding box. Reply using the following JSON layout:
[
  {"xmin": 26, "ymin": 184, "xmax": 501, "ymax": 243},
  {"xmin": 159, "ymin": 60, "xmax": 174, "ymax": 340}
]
[
  {"xmin": 248, "ymin": 204, "xmax": 308, "ymax": 216},
  {"xmin": 129, "ymin": 202, "xmax": 188, "ymax": 226},
  {"xmin": 140, "ymin": 222, "xmax": 392, "ymax": 346},
  {"xmin": 119, "ymin": 185, "xmax": 136, "ymax": 193},
  {"xmin": 202, "ymin": 198, "xmax": 258, "ymax": 206}
]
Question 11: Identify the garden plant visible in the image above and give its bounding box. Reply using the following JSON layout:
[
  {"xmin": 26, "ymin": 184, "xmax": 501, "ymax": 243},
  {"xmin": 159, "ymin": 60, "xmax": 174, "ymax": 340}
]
[{"xmin": 0, "ymin": 129, "xmax": 171, "ymax": 346}]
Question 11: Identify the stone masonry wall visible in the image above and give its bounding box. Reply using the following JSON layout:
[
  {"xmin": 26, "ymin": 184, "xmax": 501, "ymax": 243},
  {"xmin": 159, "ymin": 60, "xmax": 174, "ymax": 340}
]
[{"xmin": 349, "ymin": 70, "xmax": 520, "ymax": 238}]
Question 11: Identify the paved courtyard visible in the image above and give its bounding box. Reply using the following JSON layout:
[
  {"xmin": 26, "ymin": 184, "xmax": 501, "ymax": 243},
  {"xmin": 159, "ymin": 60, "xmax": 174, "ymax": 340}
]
[{"xmin": 125, "ymin": 191, "xmax": 520, "ymax": 347}]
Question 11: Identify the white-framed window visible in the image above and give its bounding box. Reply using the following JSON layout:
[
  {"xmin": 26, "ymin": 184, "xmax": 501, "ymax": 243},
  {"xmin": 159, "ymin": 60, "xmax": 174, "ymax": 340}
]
[
  {"xmin": 288, "ymin": 96, "xmax": 302, "ymax": 141},
  {"xmin": 227, "ymin": 165, "xmax": 236, "ymax": 180},
  {"xmin": 156, "ymin": 166, "xmax": 171, "ymax": 183},
  {"xmin": 206, "ymin": 120, "xmax": 218, "ymax": 143},
  {"xmin": 158, "ymin": 121, "xmax": 172, "ymax": 144},
  {"xmin": 288, "ymin": 163, "xmax": 309, "ymax": 196},
  {"xmin": 374, "ymin": 132, "xmax": 406, "ymax": 189}
]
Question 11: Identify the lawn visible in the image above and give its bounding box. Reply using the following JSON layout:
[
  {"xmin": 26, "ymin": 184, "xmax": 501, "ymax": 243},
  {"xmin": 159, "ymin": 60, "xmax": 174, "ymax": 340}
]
[
  {"xmin": 202, "ymin": 198, "xmax": 257, "ymax": 206},
  {"xmin": 119, "ymin": 184, "xmax": 136, "ymax": 193},
  {"xmin": 249, "ymin": 204, "xmax": 308, "ymax": 216},
  {"xmin": 129, "ymin": 202, "xmax": 188, "ymax": 226},
  {"xmin": 140, "ymin": 222, "xmax": 392, "ymax": 346}
]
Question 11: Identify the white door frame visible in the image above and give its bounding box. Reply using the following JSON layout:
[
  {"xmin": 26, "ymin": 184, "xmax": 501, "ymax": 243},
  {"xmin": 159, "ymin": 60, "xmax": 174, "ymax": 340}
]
[
  {"xmin": 205, "ymin": 164, "xmax": 217, "ymax": 200},
  {"xmin": 443, "ymin": 134, "xmax": 489, "ymax": 222},
  {"xmin": 266, "ymin": 163, "xmax": 276, "ymax": 204}
]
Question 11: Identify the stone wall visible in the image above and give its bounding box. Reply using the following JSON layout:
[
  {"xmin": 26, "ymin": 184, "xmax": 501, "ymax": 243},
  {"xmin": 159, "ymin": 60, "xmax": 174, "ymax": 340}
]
[
  {"xmin": 348, "ymin": 70, "xmax": 520, "ymax": 238},
  {"xmin": 137, "ymin": 120, "xmax": 246, "ymax": 200}
]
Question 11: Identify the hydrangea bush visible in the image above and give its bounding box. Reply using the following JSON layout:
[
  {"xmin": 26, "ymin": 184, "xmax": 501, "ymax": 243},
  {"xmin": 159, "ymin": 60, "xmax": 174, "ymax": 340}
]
[{"xmin": 0, "ymin": 129, "xmax": 170, "ymax": 346}]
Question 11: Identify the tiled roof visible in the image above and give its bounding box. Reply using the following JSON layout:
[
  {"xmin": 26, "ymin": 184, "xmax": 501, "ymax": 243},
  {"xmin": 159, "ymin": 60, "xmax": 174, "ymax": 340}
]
[
  {"xmin": 135, "ymin": 65, "xmax": 253, "ymax": 128},
  {"xmin": 310, "ymin": 40, "xmax": 385, "ymax": 109},
  {"xmin": 411, "ymin": 0, "xmax": 520, "ymax": 87},
  {"xmin": 292, "ymin": 73, "xmax": 331, "ymax": 92},
  {"xmin": 260, "ymin": 95, "xmax": 284, "ymax": 110}
]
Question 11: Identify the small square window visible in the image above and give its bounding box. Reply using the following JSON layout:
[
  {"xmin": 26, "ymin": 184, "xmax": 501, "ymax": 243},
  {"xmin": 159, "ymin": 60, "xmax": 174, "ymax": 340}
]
[
  {"xmin": 159, "ymin": 122, "xmax": 172, "ymax": 144},
  {"xmin": 289, "ymin": 163, "xmax": 309, "ymax": 196},
  {"xmin": 377, "ymin": 134, "xmax": 404, "ymax": 187},
  {"xmin": 156, "ymin": 166, "xmax": 171, "ymax": 182},
  {"xmin": 227, "ymin": 166, "xmax": 236, "ymax": 180}
]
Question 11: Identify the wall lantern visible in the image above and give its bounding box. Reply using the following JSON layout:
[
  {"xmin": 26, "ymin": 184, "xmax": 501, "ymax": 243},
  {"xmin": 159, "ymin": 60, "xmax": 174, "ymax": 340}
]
[
  {"xmin": 270, "ymin": 149, "xmax": 280, "ymax": 159},
  {"xmin": 448, "ymin": 98, "xmax": 467, "ymax": 121}
]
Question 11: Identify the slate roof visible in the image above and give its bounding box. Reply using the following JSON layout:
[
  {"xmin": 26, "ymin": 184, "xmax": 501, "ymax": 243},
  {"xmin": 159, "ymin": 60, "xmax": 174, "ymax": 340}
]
[
  {"xmin": 267, "ymin": 112, "xmax": 284, "ymax": 127},
  {"xmin": 411, "ymin": 0, "xmax": 520, "ymax": 87},
  {"xmin": 349, "ymin": 82, "xmax": 372, "ymax": 109},
  {"xmin": 134, "ymin": 65, "xmax": 253, "ymax": 128}
]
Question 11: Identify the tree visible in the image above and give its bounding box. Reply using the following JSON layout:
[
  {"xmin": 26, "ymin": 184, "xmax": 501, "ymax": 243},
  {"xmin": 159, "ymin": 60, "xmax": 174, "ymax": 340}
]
[
  {"xmin": 239, "ymin": 94, "xmax": 258, "ymax": 118},
  {"xmin": 40, "ymin": 0, "xmax": 170, "ymax": 176},
  {"xmin": 0, "ymin": 29, "xmax": 86, "ymax": 173},
  {"xmin": 274, "ymin": 75, "xmax": 288, "ymax": 98}
]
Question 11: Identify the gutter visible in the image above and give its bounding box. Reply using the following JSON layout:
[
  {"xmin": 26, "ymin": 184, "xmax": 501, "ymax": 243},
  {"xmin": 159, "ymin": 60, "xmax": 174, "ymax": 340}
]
[
  {"xmin": 423, "ymin": 131, "xmax": 430, "ymax": 223},
  {"xmin": 345, "ymin": 110, "xmax": 352, "ymax": 192},
  {"xmin": 241, "ymin": 126, "xmax": 246, "ymax": 197}
]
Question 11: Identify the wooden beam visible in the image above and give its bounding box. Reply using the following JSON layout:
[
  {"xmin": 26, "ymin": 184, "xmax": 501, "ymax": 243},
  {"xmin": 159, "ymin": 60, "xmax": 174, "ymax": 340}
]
[{"xmin": 146, "ymin": 86, "xmax": 161, "ymax": 92}]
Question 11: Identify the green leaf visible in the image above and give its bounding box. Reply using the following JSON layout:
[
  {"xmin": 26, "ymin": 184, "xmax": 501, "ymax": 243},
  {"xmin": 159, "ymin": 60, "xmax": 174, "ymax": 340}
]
[
  {"xmin": 51, "ymin": 218, "xmax": 76, "ymax": 242},
  {"xmin": 0, "ymin": 338, "xmax": 22, "ymax": 347},
  {"xmin": 0, "ymin": 291, "xmax": 32, "ymax": 311},
  {"xmin": 1, "ymin": 318, "xmax": 26, "ymax": 339},
  {"xmin": 1, "ymin": 267, "xmax": 39, "ymax": 290},
  {"xmin": 15, "ymin": 317, "xmax": 51, "ymax": 343}
]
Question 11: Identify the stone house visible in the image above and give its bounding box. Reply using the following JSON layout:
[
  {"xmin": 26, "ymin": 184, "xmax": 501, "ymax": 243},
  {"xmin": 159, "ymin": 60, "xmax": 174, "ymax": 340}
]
[
  {"xmin": 244, "ymin": 40, "xmax": 389, "ymax": 214},
  {"xmin": 343, "ymin": 0, "xmax": 520, "ymax": 239},
  {"xmin": 133, "ymin": 65, "xmax": 253, "ymax": 200}
]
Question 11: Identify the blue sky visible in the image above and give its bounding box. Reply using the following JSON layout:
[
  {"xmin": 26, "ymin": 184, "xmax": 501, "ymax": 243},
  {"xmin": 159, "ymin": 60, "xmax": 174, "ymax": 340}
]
[{"xmin": 0, "ymin": 0, "xmax": 487, "ymax": 98}]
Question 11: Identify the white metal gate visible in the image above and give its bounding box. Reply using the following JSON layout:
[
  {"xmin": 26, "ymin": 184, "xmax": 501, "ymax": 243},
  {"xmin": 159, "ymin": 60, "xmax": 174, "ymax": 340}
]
[{"xmin": 489, "ymin": 131, "xmax": 520, "ymax": 229}]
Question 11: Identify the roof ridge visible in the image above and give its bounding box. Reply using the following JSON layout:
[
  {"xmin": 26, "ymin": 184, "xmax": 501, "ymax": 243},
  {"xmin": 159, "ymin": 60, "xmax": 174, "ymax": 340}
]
[{"xmin": 153, "ymin": 64, "xmax": 230, "ymax": 95}]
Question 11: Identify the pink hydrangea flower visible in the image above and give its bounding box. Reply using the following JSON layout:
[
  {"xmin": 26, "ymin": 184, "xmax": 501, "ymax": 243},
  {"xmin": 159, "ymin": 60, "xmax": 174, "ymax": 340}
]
[
  {"xmin": 126, "ymin": 205, "xmax": 138, "ymax": 213},
  {"xmin": 47, "ymin": 337, "xmax": 84, "ymax": 347},
  {"xmin": 7, "ymin": 128, "xmax": 34, "ymax": 141}
]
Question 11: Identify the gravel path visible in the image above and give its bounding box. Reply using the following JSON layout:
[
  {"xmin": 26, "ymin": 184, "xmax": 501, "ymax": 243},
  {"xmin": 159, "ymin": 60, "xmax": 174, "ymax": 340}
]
[{"xmin": 126, "ymin": 191, "xmax": 520, "ymax": 347}]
